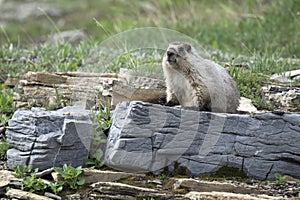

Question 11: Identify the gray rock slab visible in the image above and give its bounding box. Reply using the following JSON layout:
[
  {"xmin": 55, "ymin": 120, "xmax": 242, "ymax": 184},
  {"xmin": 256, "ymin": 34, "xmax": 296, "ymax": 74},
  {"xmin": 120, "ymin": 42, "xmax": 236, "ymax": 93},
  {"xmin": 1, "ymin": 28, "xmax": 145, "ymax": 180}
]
[
  {"xmin": 105, "ymin": 101, "xmax": 300, "ymax": 180},
  {"xmin": 6, "ymin": 106, "xmax": 93, "ymax": 170}
]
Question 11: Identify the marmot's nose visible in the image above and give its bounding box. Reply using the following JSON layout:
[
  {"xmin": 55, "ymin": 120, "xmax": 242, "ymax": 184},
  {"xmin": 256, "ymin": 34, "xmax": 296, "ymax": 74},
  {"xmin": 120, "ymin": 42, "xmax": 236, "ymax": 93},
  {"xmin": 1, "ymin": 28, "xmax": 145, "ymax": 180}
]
[{"xmin": 167, "ymin": 51, "xmax": 177, "ymax": 64}]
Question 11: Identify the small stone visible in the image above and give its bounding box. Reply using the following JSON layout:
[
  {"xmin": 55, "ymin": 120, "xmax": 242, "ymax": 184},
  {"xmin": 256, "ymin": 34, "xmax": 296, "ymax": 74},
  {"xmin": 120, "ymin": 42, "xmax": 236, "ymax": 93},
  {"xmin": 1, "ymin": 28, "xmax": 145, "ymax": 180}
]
[
  {"xmin": 0, "ymin": 127, "xmax": 5, "ymax": 134},
  {"xmin": 66, "ymin": 193, "xmax": 81, "ymax": 200},
  {"xmin": 44, "ymin": 192, "xmax": 62, "ymax": 200},
  {"xmin": 149, "ymin": 179, "xmax": 163, "ymax": 185},
  {"xmin": 237, "ymin": 97, "xmax": 258, "ymax": 113}
]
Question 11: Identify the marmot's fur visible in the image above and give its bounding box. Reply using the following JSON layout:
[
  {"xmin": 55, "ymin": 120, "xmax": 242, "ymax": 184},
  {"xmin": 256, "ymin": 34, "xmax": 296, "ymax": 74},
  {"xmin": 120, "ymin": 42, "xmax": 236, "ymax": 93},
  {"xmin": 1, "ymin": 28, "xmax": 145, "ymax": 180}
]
[{"xmin": 162, "ymin": 42, "xmax": 240, "ymax": 113}]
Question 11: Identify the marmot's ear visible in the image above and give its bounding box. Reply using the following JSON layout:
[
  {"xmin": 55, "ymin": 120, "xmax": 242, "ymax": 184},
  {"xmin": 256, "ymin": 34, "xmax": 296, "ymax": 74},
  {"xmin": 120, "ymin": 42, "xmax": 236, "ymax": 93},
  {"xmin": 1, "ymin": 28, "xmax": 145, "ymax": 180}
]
[{"xmin": 184, "ymin": 43, "xmax": 192, "ymax": 52}]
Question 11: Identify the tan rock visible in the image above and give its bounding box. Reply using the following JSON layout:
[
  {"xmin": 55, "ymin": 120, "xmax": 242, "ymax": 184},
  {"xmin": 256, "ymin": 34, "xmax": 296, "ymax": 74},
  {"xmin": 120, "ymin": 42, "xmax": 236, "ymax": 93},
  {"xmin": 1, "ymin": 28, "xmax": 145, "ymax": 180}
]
[
  {"xmin": 184, "ymin": 191, "xmax": 285, "ymax": 200},
  {"xmin": 4, "ymin": 77, "xmax": 20, "ymax": 87},
  {"xmin": 237, "ymin": 97, "xmax": 258, "ymax": 113},
  {"xmin": 173, "ymin": 178, "xmax": 261, "ymax": 195},
  {"xmin": 6, "ymin": 188, "xmax": 53, "ymax": 200},
  {"xmin": 0, "ymin": 170, "xmax": 16, "ymax": 188},
  {"xmin": 90, "ymin": 181, "xmax": 177, "ymax": 199},
  {"xmin": 15, "ymin": 72, "xmax": 116, "ymax": 109},
  {"xmin": 91, "ymin": 181, "xmax": 159, "ymax": 198},
  {"xmin": 82, "ymin": 168, "xmax": 145, "ymax": 184},
  {"xmin": 15, "ymin": 71, "xmax": 166, "ymax": 109},
  {"xmin": 52, "ymin": 168, "xmax": 145, "ymax": 184},
  {"xmin": 112, "ymin": 81, "xmax": 166, "ymax": 106},
  {"xmin": 26, "ymin": 72, "xmax": 67, "ymax": 85}
]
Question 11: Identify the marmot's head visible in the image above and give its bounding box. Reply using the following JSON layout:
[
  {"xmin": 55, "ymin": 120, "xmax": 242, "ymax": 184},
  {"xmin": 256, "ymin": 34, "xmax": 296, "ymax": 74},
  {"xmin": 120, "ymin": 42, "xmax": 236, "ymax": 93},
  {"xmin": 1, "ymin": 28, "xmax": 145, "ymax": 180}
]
[{"xmin": 165, "ymin": 42, "xmax": 191, "ymax": 64}]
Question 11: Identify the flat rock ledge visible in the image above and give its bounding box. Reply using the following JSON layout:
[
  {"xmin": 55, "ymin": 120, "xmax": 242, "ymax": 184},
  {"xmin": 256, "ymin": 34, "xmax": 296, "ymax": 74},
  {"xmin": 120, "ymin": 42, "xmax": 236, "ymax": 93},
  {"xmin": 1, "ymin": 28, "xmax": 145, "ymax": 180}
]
[
  {"xmin": 105, "ymin": 101, "xmax": 300, "ymax": 180},
  {"xmin": 1, "ymin": 170, "xmax": 297, "ymax": 199},
  {"xmin": 6, "ymin": 106, "xmax": 93, "ymax": 170}
]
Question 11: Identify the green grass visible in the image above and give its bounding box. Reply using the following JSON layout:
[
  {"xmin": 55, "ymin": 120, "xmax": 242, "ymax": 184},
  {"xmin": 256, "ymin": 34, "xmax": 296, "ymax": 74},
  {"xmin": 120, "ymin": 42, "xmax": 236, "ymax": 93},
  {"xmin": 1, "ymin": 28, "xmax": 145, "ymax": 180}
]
[
  {"xmin": 0, "ymin": 0, "xmax": 299, "ymax": 111},
  {"xmin": 1, "ymin": 0, "xmax": 299, "ymax": 56}
]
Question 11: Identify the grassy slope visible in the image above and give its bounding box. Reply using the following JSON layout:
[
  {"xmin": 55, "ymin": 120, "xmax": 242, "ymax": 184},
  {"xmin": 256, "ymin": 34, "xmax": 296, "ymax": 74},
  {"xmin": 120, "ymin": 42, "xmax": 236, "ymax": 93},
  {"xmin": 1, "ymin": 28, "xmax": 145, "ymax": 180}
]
[{"xmin": 0, "ymin": 0, "xmax": 299, "ymax": 110}]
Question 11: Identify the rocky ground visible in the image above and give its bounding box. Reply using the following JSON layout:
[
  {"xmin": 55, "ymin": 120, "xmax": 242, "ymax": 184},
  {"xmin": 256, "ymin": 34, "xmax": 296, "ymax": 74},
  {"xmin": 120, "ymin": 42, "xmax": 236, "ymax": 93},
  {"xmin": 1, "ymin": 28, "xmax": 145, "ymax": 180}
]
[
  {"xmin": 1, "ymin": 71, "xmax": 300, "ymax": 200},
  {"xmin": 0, "ymin": 163, "xmax": 300, "ymax": 200}
]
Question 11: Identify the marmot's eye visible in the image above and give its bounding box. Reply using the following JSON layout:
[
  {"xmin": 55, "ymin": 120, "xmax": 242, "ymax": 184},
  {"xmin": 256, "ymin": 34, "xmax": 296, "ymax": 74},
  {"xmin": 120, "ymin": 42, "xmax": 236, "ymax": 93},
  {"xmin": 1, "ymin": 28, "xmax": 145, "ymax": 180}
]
[
  {"xmin": 167, "ymin": 51, "xmax": 177, "ymax": 64},
  {"xmin": 167, "ymin": 51, "xmax": 175, "ymax": 57}
]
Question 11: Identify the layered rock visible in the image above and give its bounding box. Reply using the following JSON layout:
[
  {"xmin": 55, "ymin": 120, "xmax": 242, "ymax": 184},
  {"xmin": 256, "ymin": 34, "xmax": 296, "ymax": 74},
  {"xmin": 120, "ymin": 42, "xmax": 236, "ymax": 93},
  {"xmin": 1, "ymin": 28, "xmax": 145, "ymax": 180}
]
[
  {"xmin": 12, "ymin": 72, "xmax": 117, "ymax": 109},
  {"xmin": 262, "ymin": 84, "xmax": 300, "ymax": 112},
  {"xmin": 10, "ymin": 71, "xmax": 166, "ymax": 109},
  {"xmin": 6, "ymin": 106, "xmax": 93, "ymax": 170},
  {"xmin": 105, "ymin": 101, "xmax": 300, "ymax": 180}
]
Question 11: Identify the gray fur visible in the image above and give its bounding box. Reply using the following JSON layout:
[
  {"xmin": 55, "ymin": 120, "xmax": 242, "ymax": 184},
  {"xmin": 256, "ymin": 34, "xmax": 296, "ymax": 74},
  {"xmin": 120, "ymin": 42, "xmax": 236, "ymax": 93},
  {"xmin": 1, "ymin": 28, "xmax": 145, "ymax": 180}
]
[{"xmin": 162, "ymin": 42, "xmax": 240, "ymax": 113}]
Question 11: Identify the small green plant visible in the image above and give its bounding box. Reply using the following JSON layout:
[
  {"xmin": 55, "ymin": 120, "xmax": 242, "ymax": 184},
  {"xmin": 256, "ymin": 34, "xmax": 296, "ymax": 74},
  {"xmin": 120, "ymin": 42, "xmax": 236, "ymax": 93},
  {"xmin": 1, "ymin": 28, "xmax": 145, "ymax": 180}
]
[
  {"xmin": 229, "ymin": 66, "xmax": 273, "ymax": 110},
  {"xmin": 13, "ymin": 166, "xmax": 49, "ymax": 193},
  {"xmin": 12, "ymin": 164, "xmax": 85, "ymax": 194},
  {"xmin": 46, "ymin": 86, "xmax": 67, "ymax": 110},
  {"xmin": 0, "ymin": 141, "xmax": 9, "ymax": 159},
  {"xmin": 274, "ymin": 173, "xmax": 286, "ymax": 185},
  {"xmin": 12, "ymin": 165, "xmax": 34, "ymax": 178},
  {"xmin": 159, "ymin": 174, "xmax": 170, "ymax": 181},
  {"xmin": 48, "ymin": 182, "xmax": 64, "ymax": 195},
  {"xmin": 54, "ymin": 164, "xmax": 85, "ymax": 189},
  {"xmin": 22, "ymin": 175, "xmax": 48, "ymax": 193},
  {"xmin": 0, "ymin": 84, "xmax": 15, "ymax": 125},
  {"xmin": 95, "ymin": 101, "xmax": 112, "ymax": 133},
  {"xmin": 85, "ymin": 100, "xmax": 111, "ymax": 169},
  {"xmin": 85, "ymin": 143, "xmax": 105, "ymax": 169}
]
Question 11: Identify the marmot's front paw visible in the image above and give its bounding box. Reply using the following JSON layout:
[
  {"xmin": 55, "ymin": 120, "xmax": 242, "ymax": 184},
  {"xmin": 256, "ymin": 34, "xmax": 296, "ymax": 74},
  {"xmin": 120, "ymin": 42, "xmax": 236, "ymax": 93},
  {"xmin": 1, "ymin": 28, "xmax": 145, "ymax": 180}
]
[
  {"xmin": 158, "ymin": 96, "xmax": 167, "ymax": 105},
  {"xmin": 165, "ymin": 100, "xmax": 179, "ymax": 107}
]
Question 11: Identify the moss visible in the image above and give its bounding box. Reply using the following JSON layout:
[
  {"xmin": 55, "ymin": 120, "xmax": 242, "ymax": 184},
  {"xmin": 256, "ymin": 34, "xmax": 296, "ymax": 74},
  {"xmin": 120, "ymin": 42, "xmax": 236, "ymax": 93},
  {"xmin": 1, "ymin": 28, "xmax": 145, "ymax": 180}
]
[{"xmin": 201, "ymin": 166, "xmax": 249, "ymax": 181}]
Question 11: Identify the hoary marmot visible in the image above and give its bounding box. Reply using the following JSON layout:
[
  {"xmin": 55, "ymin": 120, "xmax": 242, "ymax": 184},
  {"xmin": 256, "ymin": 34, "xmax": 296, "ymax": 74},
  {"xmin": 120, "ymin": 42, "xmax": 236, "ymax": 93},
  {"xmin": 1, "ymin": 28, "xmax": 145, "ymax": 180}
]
[{"xmin": 162, "ymin": 42, "xmax": 239, "ymax": 113}]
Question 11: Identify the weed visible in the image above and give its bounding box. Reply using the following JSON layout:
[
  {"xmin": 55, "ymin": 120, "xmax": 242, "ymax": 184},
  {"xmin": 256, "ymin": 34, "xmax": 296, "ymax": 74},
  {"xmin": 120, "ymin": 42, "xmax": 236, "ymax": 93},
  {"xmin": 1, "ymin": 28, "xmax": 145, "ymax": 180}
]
[
  {"xmin": 12, "ymin": 165, "xmax": 34, "ymax": 178},
  {"xmin": 22, "ymin": 175, "xmax": 48, "ymax": 193},
  {"xmin": 85, "ymin": 100, "xmax": 111, "ymax": 169},
  {"xmin": 0, "ymin": 84, "xmax": 15, "ymax": 124},
  {"xmin": 159, "ymin": 174, "xmax": 170, "ymax": 181},
  {"xmin": 274, "ymin": 173, "xmax": 286, "ymax": 185},
  {"xmin": 13, "ymin": 164, "xmax": 85, "ymax": 194},
  {"xmin": 46, "ymin": 86, "xmax": 67, "ymax": 110},
  {"xmin": 48, "ymin": 182, "xmax": 64, "ymax": 195},
  {"xmin": 93, "ymin": 100, "xmax": 112, "ymax": 133},
  {"xmin": 229, "ymin": 65, "xmax": 274, "ymax": 110},
  {"xmin": 84, "ymin": 150, "xmax": 104, "ymax": 169},
  {"xmin": 84, "ymin": 134, "xmax": 105, "ymax": 169},
  {"xmin": 0, "ymin": 141, "xmax": 9, "ymax": 159},
  {"xmin": 54, "ymin": 164, "xmax": 85, "ymax": 190}
]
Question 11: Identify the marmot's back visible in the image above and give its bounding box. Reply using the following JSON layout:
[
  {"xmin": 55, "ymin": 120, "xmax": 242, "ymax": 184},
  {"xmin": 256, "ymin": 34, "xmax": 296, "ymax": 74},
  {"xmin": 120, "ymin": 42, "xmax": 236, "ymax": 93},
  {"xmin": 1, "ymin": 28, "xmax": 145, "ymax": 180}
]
[{"xmin": 162, "ymin": 42, "xmax": 240, "ymax": 113}]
